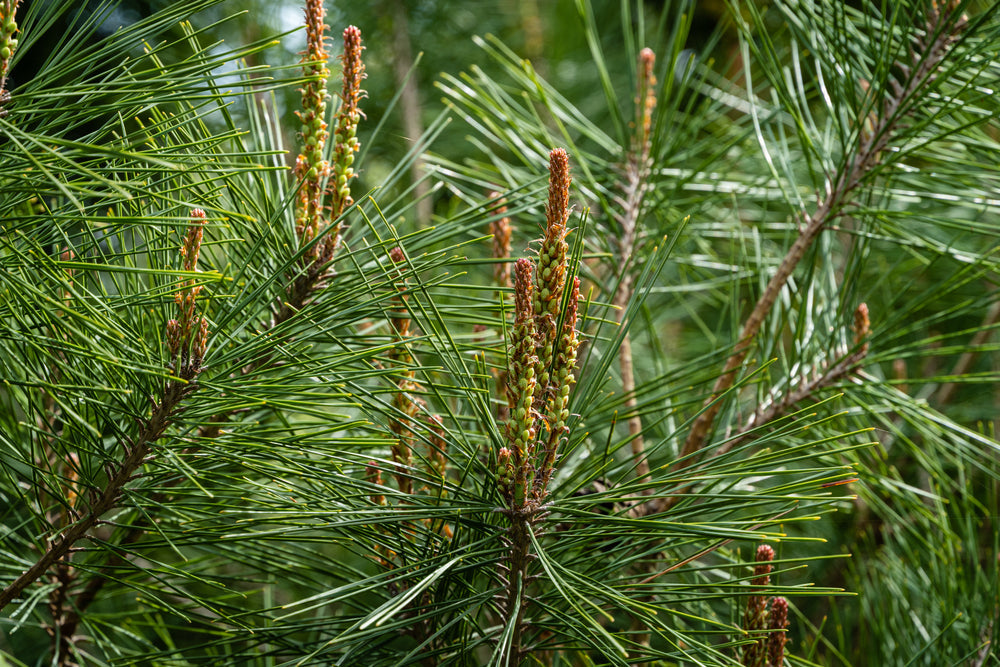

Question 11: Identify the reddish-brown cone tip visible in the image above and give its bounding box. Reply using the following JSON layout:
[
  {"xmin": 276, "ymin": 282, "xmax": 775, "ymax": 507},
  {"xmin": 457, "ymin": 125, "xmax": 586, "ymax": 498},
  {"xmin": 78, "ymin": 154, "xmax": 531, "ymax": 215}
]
[{"xmin": 546, "ymin": 149, "xmax": 570, "ymax": 231}]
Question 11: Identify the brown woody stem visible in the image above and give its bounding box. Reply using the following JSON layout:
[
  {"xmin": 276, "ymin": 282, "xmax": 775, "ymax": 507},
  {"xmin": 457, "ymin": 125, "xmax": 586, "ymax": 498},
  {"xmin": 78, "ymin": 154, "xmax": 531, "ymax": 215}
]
[
  {"xmin": 720, "ymin": 343, "xmax": 870, "ymax": 457},
  {"xmin": 675, "ymin": 5, "xmax": 965, "ymax": 483},
  {"xmin": 0, "ymin": 374, "xmax": 198, "ymax": 611}
]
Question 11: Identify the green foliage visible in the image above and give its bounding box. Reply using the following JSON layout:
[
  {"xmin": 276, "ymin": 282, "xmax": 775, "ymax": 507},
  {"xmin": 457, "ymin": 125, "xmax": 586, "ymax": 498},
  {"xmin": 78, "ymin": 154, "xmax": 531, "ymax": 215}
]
[{"xmin": 0, "ymin": 0, "xmax": 998, "ymax": 665}]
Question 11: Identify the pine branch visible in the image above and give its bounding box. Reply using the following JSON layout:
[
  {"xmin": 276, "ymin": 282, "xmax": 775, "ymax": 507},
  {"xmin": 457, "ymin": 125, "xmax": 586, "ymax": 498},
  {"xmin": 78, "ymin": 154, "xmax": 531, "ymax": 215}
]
[
  {"xmin": 206, "ymin": 22, "xmax": 368, "ymax": 431},
  {"xmin": 0, "ymin": 371, "xmax": 200, "ymax": 611},
  {"xmin": 277, "ymin": 21, "xmax": 366, "ymax": 323},
  {"xmin": 497, "ymin": 149, "xmax": 581, "ymax": 665},
  {"xmin": 719, "ymin": 303, "xmax": 871, "ymax": 457},
  {"xmin": 2, "ymin": 0, "xmax": 996, "ymax": 662},
  {"xmin": 48, "ymin": 520, "xmax": 146, "ymax": 664},
  {"xmin": 21, "ymin": 209, "xmax": 212, "ymax": 651},
  {"xmin": 3, "ymin": 206, "xmax": 211, "ymax": 616},
  {"xmin": 676, "ymin": 2, "xmax": 968, "ymax": 473},
  {"xmin": 32, "ymin": 20, "xmax": 370, "ymax": 644}
]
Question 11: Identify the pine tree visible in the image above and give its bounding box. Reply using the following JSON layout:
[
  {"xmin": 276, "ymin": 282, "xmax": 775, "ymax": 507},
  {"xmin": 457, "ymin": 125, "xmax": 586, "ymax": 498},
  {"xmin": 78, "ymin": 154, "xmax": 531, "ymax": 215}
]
[{"xmin": 0, "ymin": 0, "xmax": 998, "ymax": 665}]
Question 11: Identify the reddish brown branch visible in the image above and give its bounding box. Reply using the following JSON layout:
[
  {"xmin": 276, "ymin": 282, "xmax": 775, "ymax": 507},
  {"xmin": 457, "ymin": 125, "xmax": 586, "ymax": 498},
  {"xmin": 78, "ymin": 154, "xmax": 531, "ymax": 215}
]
[
  {"xmin": 721, "ymin": 344, "xmax": 869, "ymax": 457},
  {"xmin": 934, "ymin": 299, "xmax": 1000, "ymax": 407},
  {"xmin": 0, "ymin": 372, "xmax": 199, "ymax": 611},
  {"xmin": 677, "ymin": 5, "xmax": 966, "ymax": 474},
  {"xmin": 27, "ymin": 211, "xmax": 210, "ymax": 653}
]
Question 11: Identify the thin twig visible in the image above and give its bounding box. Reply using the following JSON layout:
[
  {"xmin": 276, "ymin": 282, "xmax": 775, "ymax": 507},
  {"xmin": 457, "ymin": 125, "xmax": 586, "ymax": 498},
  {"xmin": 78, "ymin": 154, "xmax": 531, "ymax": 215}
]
[
  {"xmin": 934, "ymin": 299, "xmax": 1000, "ymax": 407},
  {"xmin": 719, "ymin": 345, "xmax": 869, "ymax": 457},
  {"xmin": 614, "ymin": 48, "xmax": 657, "ymax": 486},
  {"xmin": 387, "ymin": 0, "xmax": 431, "ymax": 223}
]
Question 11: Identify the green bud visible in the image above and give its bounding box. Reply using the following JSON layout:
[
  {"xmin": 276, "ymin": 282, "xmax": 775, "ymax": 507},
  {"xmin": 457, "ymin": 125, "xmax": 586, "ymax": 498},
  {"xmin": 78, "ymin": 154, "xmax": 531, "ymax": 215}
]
[{"xmin": 0, "ymin": 47, "xmax": 9, "ymax": 60}]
